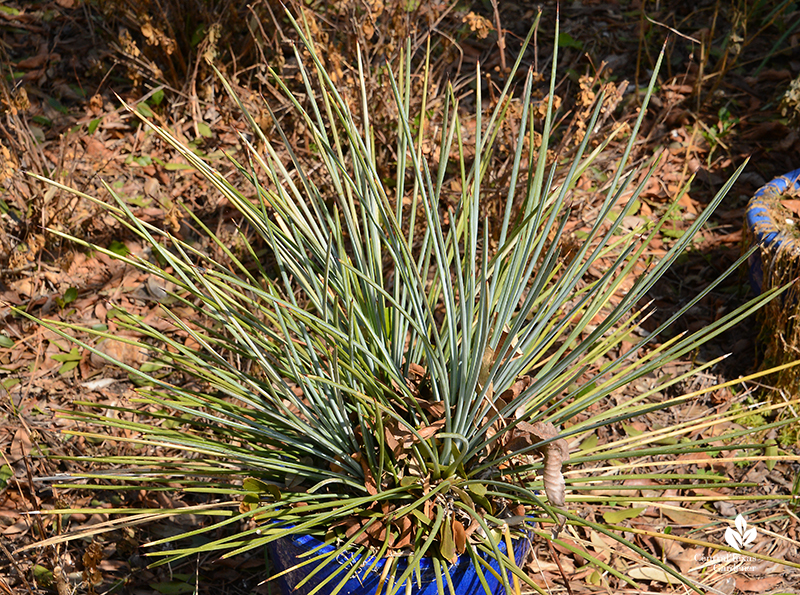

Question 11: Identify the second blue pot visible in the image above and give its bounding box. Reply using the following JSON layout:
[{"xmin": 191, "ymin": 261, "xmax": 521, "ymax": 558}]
[{"xmin": 745, "ymin": 167, "xmax": 800, "ymax": 293}]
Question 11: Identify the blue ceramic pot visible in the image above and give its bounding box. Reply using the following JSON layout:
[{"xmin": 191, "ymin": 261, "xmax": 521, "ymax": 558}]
[
  {"xmin": 745, "ymin": 167, "xmax": 800, "ymax": 294},
  {"xmin": 268, "ymin": 530, "xmax": 532, "ymax": 595}
]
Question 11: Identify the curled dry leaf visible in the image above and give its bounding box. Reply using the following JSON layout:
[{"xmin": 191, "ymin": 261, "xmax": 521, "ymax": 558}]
[
  {"xmin": 525, "ymin": 422, "xmax": 569, "ymax": 508},
  {"xmin": 506, "ymin": 421, "xmax": 569, "ymax": 532}
]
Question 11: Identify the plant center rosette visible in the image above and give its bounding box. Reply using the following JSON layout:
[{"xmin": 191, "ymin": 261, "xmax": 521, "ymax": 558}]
[{"xmin": 292, "ymin": 368, "xmax": 566, "ymax": 552}]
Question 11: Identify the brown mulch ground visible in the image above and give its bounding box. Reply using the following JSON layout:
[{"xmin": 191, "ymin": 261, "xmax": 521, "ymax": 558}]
[{"xmin": 2, "ymin": 1, "xmax": 800, "ymax": 594}]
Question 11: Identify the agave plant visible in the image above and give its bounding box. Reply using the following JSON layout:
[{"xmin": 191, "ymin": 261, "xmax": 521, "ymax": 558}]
[{"xmin": 22, "ymin": 10, "xmax": 800, "ymax": 595}]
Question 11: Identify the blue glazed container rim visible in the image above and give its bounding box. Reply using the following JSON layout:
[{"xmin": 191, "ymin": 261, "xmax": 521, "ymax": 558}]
[
  {"xmin": 269, "ymin": 527, "xmax": 535, "ymax": 595},
  {"xmin": 746, "ymin": 167, "xmax": 800, "ymax": 246},
  {"xmin": 286, "ymin": 527, "xmax": 522, "ymax": 571}
]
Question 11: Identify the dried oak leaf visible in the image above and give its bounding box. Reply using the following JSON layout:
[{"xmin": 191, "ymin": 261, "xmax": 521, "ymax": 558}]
[
  {"xmin": 393, "ymin": 514, "xmax": 414, "ymax": 549},
  {"xmin": 781, "ymin": 199, "xmax": 800, "ymax": 215},
  {"xmin": 383, "ymin": 420, "xmax": 404, "ymax": 460},
  {"xmin": 354, "ymin": 452, "xmax": 378, "ymax": 496},
  {"xmin": 365, "ymin": 518, "xmax": 387, "ymax": 543},
  {"xmin": 406, "ymin": 362, "xmax": 426, "ymax": 385},
  {"xmin": 499, "ymin": 375, "xmax": 532, "ymax": 404},
  {"xmin": 384, "ymin": 413, "xmax": 445, "ymax": 461},
  {"xmin": 416, "ymin": 420, "xmax": 445, "ymax": 441}
]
